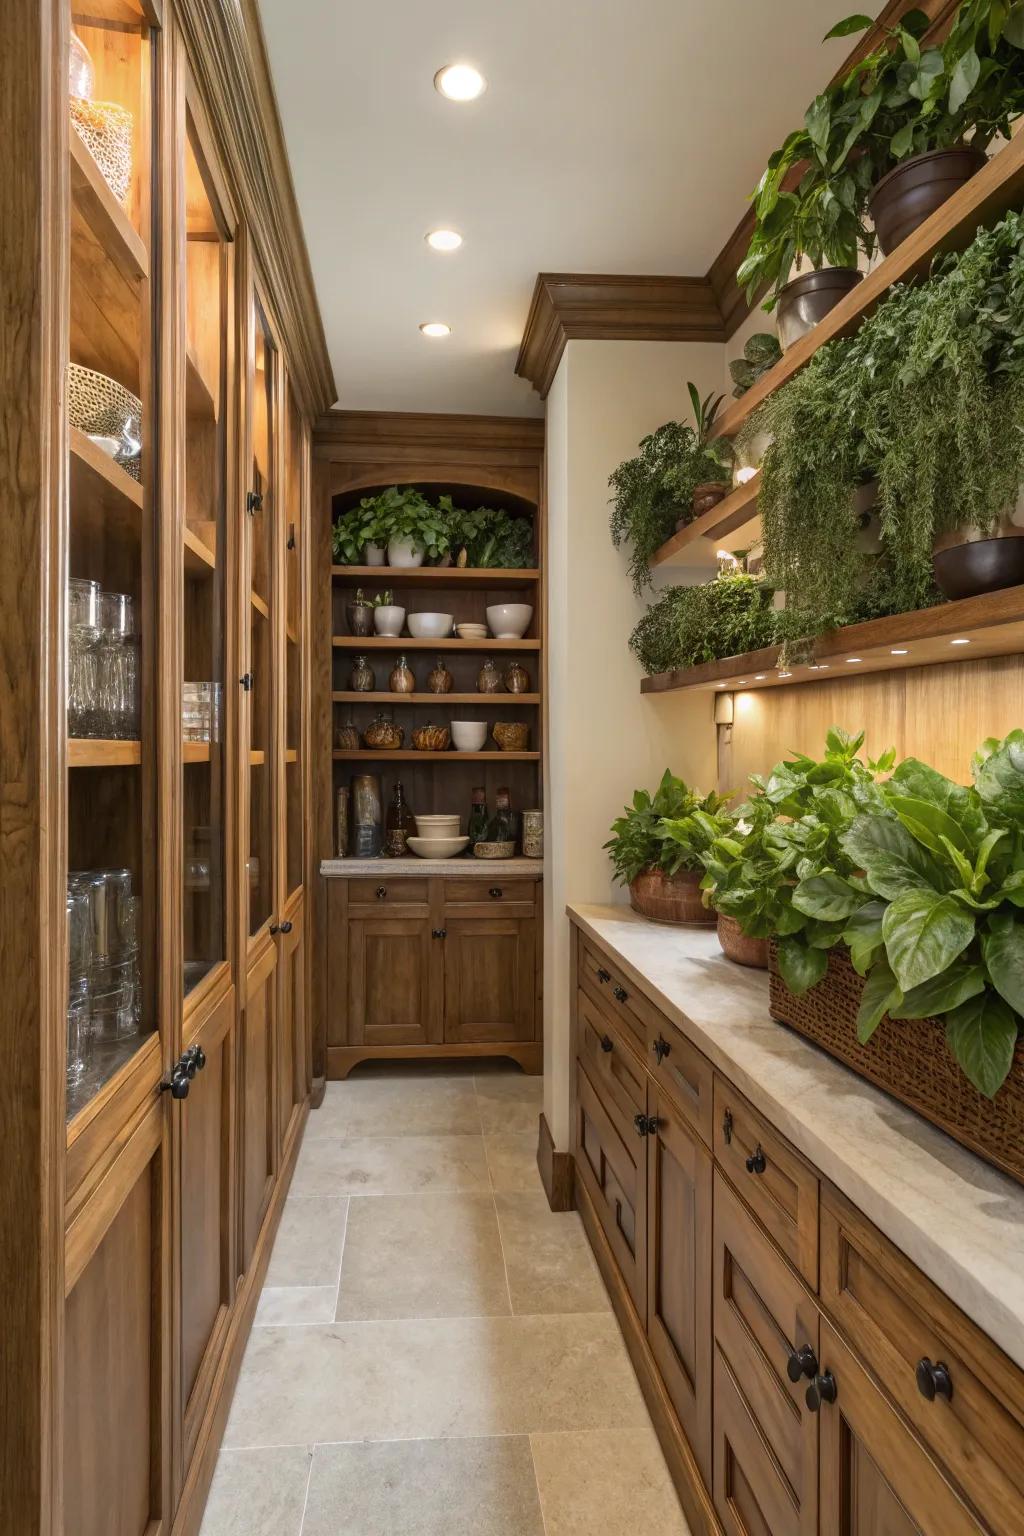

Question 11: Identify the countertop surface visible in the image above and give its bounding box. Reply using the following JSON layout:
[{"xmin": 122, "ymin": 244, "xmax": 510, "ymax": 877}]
[
  {"xmin": 322, "ymin": 857, "xmax": 544, "ymax": 878},
  {"xmin": 569, "ymin": 901, "xmax": 1024, "ymax": 1373}
]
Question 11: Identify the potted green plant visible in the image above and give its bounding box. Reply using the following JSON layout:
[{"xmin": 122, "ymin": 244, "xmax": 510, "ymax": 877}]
[
  {"xmin": 728, "ymin": 332, "xmax": 783, "ymax": 398},
  {"xmin": 604, "ymin": 771, "xmax": 730, "ymax": 925},
  {"xmin": 368, "ymin": 486, "xmax": 451, "ymax": 568},
  {"xmin": 332, "ymin": 501, "xmax": 388, "ymax": 566},
  {"xmin": 665, "ymin": 385, "xmax": 734, "ymax": 529},
  {"xmin": 441, "ymin": 497, "xmax": 535, "ymax": 568}
]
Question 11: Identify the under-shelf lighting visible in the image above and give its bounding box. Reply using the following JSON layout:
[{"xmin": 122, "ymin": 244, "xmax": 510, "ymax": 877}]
[
  {"xmin": 891, "ymin": 647, "xmax": 909, "ymax": 655},
  {"xmin": 846, "ymin": 657, "xmax": 862, "ymax": 663},
  {"xmin": 419, "ymin": 321, "xmax": 452, "ymax": 337},
  {"xmin": 754, "ymin": 673, "xmax": 766, "ymax": 680},
  {"xmin": 950, "ymin": 637, "xmax": 970, "ymax": 645},
  {"xmin": 778, "ymin": 670, "xmax": 792, "ymax": 678},
  {"xmin": 426, "ymin": 229, "xmax": 462, "ymax": 251},
  {"xmin": 434, "ymin": 63, "xmax": 486, "ymax": 101}
]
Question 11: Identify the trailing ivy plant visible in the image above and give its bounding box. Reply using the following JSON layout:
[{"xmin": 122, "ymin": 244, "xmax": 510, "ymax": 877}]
[
  {"xmin": 604, "ymin": 772, "xmax": 732, "ymax": 885},
  {"xmin": 628, "ymin": 573, "xmax": 779, "ymax": 677}
]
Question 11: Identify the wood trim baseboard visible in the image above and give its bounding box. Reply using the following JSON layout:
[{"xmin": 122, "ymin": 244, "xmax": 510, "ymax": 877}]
[
  {"xmin": 537, "ymin": 1112, "xmax": 574, "ymax": 1212},
  {"xmin": 575, "ymin": 1171, "xmax": 723, "ymax": 1536},
  {"xmin": 326, "ymin": 1042, "xmax": 544, "ymax": 1078}
]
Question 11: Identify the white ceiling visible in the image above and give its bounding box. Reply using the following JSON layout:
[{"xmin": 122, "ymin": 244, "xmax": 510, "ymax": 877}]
[{"xmin": 258, "ymin": 0, "xmax": 859, "ymax": 418}]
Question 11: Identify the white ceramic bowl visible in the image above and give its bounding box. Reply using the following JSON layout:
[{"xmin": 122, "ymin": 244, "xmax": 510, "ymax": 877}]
[
  {"xmin": 407, "ymin": 611, "xmax": 454, "ymax": 640},
  {"xmin": 450, "ymin": 721, "xmax": 488, "ymax": 752},
  {"xmin": 415, "ymin": 814, "xmax": 461, "ymax": 835},
  {"xmin": 486, "ymin": 603, "xmax": 533, "ymax": 639},
  {"xmin": 456, "ymin": 625, "xmax": 487, "ymax": 640},
  {"xmin": 373, "ymin": 605, "xmax": 406, "ymax": 637},
  {"xmin": 407, "ymin": 835, "xmax": 470, "ymax": 860}
]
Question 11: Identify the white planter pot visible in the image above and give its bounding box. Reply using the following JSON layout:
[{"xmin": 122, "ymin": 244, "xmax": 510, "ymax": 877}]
[
  {"xmin": 364, "ymin": 542, "xmax": 386, "ymax": 567},
  {"xmin": 373, "ymin": 605, "xmax": 406, "ymax": 637},
  {"xmin": 387, "ymin": 536, "xmax": 424, "ymax": 569}
]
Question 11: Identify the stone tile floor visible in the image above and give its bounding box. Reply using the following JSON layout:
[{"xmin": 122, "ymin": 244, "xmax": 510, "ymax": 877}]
[{"xmin": 200, "ymin": 1063, "xmax": 691, "ymax": 1536}]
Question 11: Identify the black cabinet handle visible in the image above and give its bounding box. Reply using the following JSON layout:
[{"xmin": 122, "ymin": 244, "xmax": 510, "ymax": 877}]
[
  {"xmin": 287, "ymin": 522, "xmax": 296, "ymax": 550},
  {"xmin": 160, "ymin": 1065, "xmax": 190, "ymax": 1100},
  {"xmin": 269, "ymin": 922, "xmax": 280, "ymax": 935},
  {"xmin": 746, "ymin": 1144, "xmax": 767, "ymax": 1175},
  {"xmin": 596, "ymin": 968, "xmax": 611, "ymax": 984},
  {"xmin": 432, "ymin": 928, "xmax": 447, "ymax": 939},
  {"xmin": 633, "ymin": 1113, "xmax": 658, "ymax": 1137},
  {"xmin": 613, "ymin": 985, "xmax": 628, "ymax": 1003},
  {"xmin": 600, "ymin": 1035, "xmax": 614, "ymax": 1053},
  {"xmin": 280, "ymin": 920, "xmax": 293, "ymax": 934},
  {"xmin": 246, "ymin": 489, "xmax": 263, "ymax": 514},
  {"xmin": 805, "ymin": 1370, "xmax": 837, "ymax": 1412},
  {"xmin": 376, "ymin": 886, "xmax": 387, "ymax": 900},
  {"xmin": 787, "ymin": 1344, "xmax": 818, "ymax": 1384},
  {"xmin": 653, "ymin": 1036, "xmax": 671, "ymax": 1064},
  {"xmin": 722, "ymin": 1108, "xmax": 733, "ymax": 1144},
  {"xmin": 239, "ymin": 672, "xmax": 253, "ymax": 691},
  {"xmin": 916, "ymin": 1358, "xmax": 953, "ymax": 1403},
  {"xmin": 489, "ymin": 887, "xmax": 503, "ymax": 899}
]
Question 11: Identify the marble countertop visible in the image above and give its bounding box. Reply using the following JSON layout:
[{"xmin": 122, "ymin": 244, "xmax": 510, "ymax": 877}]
[
  {"xmin": 322, "ymin": 857, "xmax": 543, "ymax": 878},
  {"xmin": 569, "ymin": 902, "xmax": 1024, "ymax": 1373}
]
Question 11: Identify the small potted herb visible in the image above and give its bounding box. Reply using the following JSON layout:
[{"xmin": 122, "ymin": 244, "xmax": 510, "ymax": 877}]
[{"xmin": 604, "ymin": 771, "xmax": 730, "ymax": 925}]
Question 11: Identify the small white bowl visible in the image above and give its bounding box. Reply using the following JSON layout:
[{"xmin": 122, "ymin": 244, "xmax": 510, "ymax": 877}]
[
  {"xmin": 450, "ymin": 721, "xmax": 488, "ymax": 752},
  {"xmin": 415, "ymin": 814, "xmax": 461, "ymax": 835},
  {"xmin": 407, "ymin": 611, "xmax": 454, "ymax": 640},
  {"xmin": 407, "ymin": 835, "xmax": 470, "ymax": 860},
  {"xmin": 486, "ymin": 603, "xmax": 533, "ymax": 639},
  {"xmin": 373, "ymin": 605, "xmax": 405, "ymax": 637},
  {"xmin": 456, "ymin": 626, "xmax": 488, "ymax": 640}
]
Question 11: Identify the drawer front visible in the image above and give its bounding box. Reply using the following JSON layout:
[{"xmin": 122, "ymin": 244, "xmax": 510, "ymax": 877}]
[
  {"xmin": 444, "ymin": 877, "xmax": 535, "ymax": 910},
  {"xmin": 574, "ymin": 1055, "xmax": 646, "ymax": 1318},
  {"xmin": 713, "ymin": 1077, "xmax": 819, "ymax": 1288},
  {"xmin": 348, "ymin": 877, "xmax": 429, "ymax": 908},
  {"xmin": 713, "ymin": 1171, "xmax": 819, "ymax": 1536},
  {"xmin": 579, "ymin": 937, "xmax": 657, "ymax": 1051},
  {"xmin": 576, "ymin": 987, "xmax": 645, "ymax": 1145},
  {"xmin": 821, "ymin": 1186, "xmax": 1024, "ymax": 1534},
  {"xmin": 647, "ymin": 1011, "xmax": 713, "ymax": 1146}
]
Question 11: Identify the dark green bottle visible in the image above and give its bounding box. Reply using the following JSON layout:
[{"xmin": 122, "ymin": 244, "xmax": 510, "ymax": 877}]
[{"xmin": 467, "ymin": 786, "xmax": 488, "ymax": 847}]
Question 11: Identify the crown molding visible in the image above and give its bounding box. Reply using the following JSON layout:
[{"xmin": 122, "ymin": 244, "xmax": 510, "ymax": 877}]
[
  {"xmin": 176, "ymin": 0, "xmax": 336, "ymax": 418},
  {"xmin": 313, "ymin": 409, "xmax": 544, "ymax": 462}
]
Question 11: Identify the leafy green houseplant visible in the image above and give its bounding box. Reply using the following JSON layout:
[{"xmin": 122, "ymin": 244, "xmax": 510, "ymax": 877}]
[
  {"xmin": 441, "ymin": 497, "xmax": 534, "ymax": 568},
  {"xmin": 628, "ymin": 573, "xmax": 779, "ymax": 678},
  {"xmin": 729, "ymin": 333, "xmax": 783, "ymax": 398},
  {"xmin": 605, "ymin": 772, "xmax": 731, "ymax": 925}
]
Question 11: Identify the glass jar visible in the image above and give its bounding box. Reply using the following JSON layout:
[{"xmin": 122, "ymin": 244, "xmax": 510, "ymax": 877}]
[
  {"xmin": 389, "ymin": 654, "xmax": 415, "ymax": 693},
  {"xmin": 349, "ymin": 654, "xmax": 376, "ymax": 692},
  {"xmin": 97, "ymin": 591, "xmax": 139, "ymax": 739},
  {"xmin": 477, "ymin": 657, "xmax": 502, "ymax": 694},
  {"xmin": 67, "ymin": 578, "xmax": 100, "ymax": 737},
  {"xmin": 426, "ymin": 656, "xmax": 453, "ymax": 694},
  {"xmin": 351, "ymin": 774, "xmax": 383, "ymax": 858},
  {"xmin": 69, "ymin": 29, "xmax": 95, "ymax": 99}
]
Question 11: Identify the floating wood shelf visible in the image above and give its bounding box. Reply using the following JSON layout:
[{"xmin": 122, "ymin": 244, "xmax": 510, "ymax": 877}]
[
  {"xmin": 182, "ymin": 741, "xmax": 211, "ymax": 763},
  {"xmin": 332, "ymin": 691, "xmax": 541, "ymax": 705},
  {"xmin": 651, "ymin": 474, "xmax": 762, "ymax": 566},
  {"xmin": 713, "ymin": 130, "xmax": 1024, "ymax": 442},
  {"xmin": 640, "ymin": 586, "xmax": 1024, "ymax": 695},
  {"xmin": 68, "ymin": 738, "xmax": 142, "ymax": 767},
  {"xmin": 250, "ymin": 589, "xmax": 270, "ymax": 619},
  {"xmin": 185, "ymin": 348, "xmax": 217, "ymax": 421},
  {"xmin": 332, "ymin": 750, "xmax": 540, "ymax": 762},
  {"xmin": 332, "ymin": 636, "xmax": 539, "ymax": 652},
  {"xmin": 70, "ymin": 130, "xmax": 148, "ymax": 288},
  {"xmin": 332, "ymin": 566, "xmax": 540, "ymax": 586},
  {"xmin": 183, "ymin": 526, "xmax": 216, "ymax": 575}
]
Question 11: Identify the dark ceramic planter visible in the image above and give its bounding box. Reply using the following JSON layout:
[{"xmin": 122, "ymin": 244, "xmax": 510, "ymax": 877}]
[
  {"xmin": 869, "ymin": 147, "xmax": 986, "ymax": 256},
  {"xmin": 933, "ymin": 518, "xmax": 1024, "ymax": 600},
  {"xmin": 776, "ymin": 267, "xmax": 863, "ymax": 351}
]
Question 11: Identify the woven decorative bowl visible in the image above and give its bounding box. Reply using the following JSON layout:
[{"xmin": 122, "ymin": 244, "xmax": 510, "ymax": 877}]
[
  {"xmin": 70, "ymin": 97, "xmax": 133, "ymax": 205},
  {"xmin": 492, "ymin": 721, "xmax": 530, "ymax": 752},
  {"xmin": 411, "ymin": 724, "xmax": 451, "ymax": 753},
  {"xmin": 67, "ymin": 363, "xmax": 143, "ymax": 481},
  {"xmin": 473, "ymin": 840, "xmax": 516, "ymax": 860}
]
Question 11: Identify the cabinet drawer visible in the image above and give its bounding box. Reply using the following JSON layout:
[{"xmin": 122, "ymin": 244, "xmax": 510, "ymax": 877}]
[
  {"xmin": 576, "ymin": 987, "xmax": 645, "ymax": 1145},
  {"xmin": 647, "ymin": 1012, "xmax": 713, "ymax": 1146},
  {"xmin": 574, "ymin": 1055, "xmax": 646, "ymax": 1318},
  {"xmin": 444, "ymin": 878, "xmax": 535, "ymax": 912},
  {"xmin": 821, "ymin": 1186, "xmax": 1024, "ymax": 1534},
  {"xmin": 713, "ymin": 1077, "xmax": 819, "ymax": 1288},
  {"xmin": 579, "ymin": 936, "xmax": 657, "ymax": 1051},
  {"xmin": 348, "ymin": 877, "xmax": 428, "ymax": 908}
]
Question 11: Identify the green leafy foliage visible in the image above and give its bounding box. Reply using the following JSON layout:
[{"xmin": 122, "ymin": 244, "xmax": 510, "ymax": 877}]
[
  {"xmin": 628, "ymin": 574, "xmax": 779, "ymax": 677},
  {"xmin": 603, "ymin": 772, "xmax": 732, "ymax": 885},
  {"xmin": 729, "ymin": 333, "xmax": 784, "ymax": 398},
  {"xmin": 331, "ymin": 488, "xmax": 534, "ymax": 568}
]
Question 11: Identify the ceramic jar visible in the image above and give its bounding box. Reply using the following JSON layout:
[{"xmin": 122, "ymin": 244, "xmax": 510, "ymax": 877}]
[
  {"xmin": 363, "ymin": 712, "xmax": 404, "ymax": 751},
  {"xmin": 411, "ymin": 723, "xmax": 451, "ymax": 752},
  {"xmin": 522, "ymin": 809, "xmax": 543, "ymax": 859},
  {"xmin": 493, "ymin": 721, "xmax": 530, "ymax": 752},
  {"xmin": 387, "ymin": 535, "xmax": 424, "ymax": 568},
  {"xmin": 426, "ymin": 656, "xmax": 454, "ymax": 694},
  {"xmin": 389, "ymin": 655, "xmax": 415, "ymax": 693},
  {"xmin": 373, "ymin": 604, "xmax": 405, "ymax": 637},
  {"xmin": 351, "ymin": 775, "xmax": 383, "ymax": 857},
  {"xmin": 346, "ymin": 596, "xmax": 374, "ymax": 637},
  {"xmin": 349, "ymin": 654, "xmax": 376, "ymax": 692},
  {"xmin": 477, "ymin": 657, "xmax": 502, "ymax": 694},
  {"xmin": 504, "ymin": 660, "xmax": 530, "ymax": 694},
  {"xmin": 335, "ymin": 718, "xmax": 360, "ymax": 752}
]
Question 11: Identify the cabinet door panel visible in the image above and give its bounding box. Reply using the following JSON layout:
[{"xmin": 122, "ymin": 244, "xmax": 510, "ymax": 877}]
[
  {"xmin": 443, "ymin": 916, "xmax": 535, "ymax": 1043},
  {"xmin": 241, "ymin": 941, "xmax": 277, "ymax": 1271},
  {"xmin": 349, "ymin": 916, "xmax": 437, "ymax": 1047},
  {"xmin": 647, "ymin": 1085, "xmax": 712, "ymax": 1483},
  {"xmin": 574, "ymin": 1057, "xmax": 646, "ymax": 1317},
  {"xmin": 819, "ymin": 1322, "xmax": 983, "ymax": 1536}
]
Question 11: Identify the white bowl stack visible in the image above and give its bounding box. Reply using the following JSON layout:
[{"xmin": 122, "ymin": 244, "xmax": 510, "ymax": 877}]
[{"xmin": 408, "ymin": 813, "xmax": 468, "ymax": 860}]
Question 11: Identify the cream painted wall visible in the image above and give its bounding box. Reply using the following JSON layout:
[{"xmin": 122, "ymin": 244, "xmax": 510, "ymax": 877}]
[{"xmin": 543, "ymin": 339, "xmax": 721, "ymax": 1149}]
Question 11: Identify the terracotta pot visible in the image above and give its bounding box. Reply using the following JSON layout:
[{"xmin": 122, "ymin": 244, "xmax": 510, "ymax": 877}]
[
  {"xmin": 628, "ymin": 869, "xmax": 715, "ymax": 927},
  {"xmin": 677, "ymin": 482, "xmax": 728, "ymax": 532},
  {"xmin": 776, "ymin": 267, "xmax": 863, "ymax": 351},
  {"xmin": 933, "ymin": 514, "xmax": 1024, "ymax": 599},
  {"xmin": 869, "ymin": 147, "xmax": 986, "ymax": 256},
  {"xmin": 716, "ymin": 914, "xmax": 769, "ymax": 969}
]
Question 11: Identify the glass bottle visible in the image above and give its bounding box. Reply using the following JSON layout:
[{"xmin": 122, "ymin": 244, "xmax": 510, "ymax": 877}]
[
  {"xmin": 384, "ymin": 780, "xmax": 415, "ymax": 857},
  {"xmin": 486, "ymin": 786, "xmax": 515, "ymax": 845},
  {"xmin": 477, "ymin": 657, "xmax": 502, "ymax": 694},
  {"xmin": 389, "ymin": 654, "xmax": 415, "ymax": 693},
  {"xmin": 349, "ymin": 654, "xmax": 376, "ymax": 691},
  {"xmin": 467, "ymin": 786, "xmax": 488, "ymax": 848}
]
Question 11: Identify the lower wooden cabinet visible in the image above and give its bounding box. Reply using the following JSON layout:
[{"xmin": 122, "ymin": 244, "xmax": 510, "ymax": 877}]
[
  {"xmin": 443, "ymin": 914, "xmax": 536, "ymax": 1043},
  {"xmin": 575, "ymin": 1057, "xmax": 647, "ymax": 1315},
  {"xmin": 348, "ymin": 913, "xmax": 441, "ymax": 1047}
]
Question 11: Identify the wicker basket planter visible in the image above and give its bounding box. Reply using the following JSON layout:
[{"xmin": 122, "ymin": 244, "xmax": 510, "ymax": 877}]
[{"xmin": 768, "ymin": 943, "xmax": 1024, "ymax": 1188}]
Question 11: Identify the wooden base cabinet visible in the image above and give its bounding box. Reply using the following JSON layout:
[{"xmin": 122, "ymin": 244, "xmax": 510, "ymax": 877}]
[{"xmin": 569, "ymin": 921, "xmax": 1024, "ymax": 1536}]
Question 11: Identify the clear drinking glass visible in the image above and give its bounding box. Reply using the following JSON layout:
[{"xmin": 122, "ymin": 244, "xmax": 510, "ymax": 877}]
[
  {"xmin": 66, "ymin": 889, "xmax": 91, "ymax": 1087},
  {"xmin": 98, "ymin": 591, "xmax": 139, "ymax": 739},
  {"xmin": 87, "ymin": 871, "xmax": 140, "ymax": 1041},
  {"xmin": 68, "ymin": 578, "xmax": 101, "ymax": 737}
]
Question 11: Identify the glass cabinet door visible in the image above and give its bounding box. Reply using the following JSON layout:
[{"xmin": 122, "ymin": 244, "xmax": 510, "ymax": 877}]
[
  {"xmin": 181, "ymin": 112, "xmax": 231, "ymax": 997},
  {"xmin": 283, "ymin": 380, "xmax": 304, "ymax": 900},
  {"xmin": 246, "ymin": 298, "xmax": 277, "ymax": 938}
]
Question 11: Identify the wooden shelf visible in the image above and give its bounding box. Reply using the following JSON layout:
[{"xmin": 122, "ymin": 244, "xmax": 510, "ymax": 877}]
[
  {"xmin": 332, "ymin": 691, "xmax": 541, "ymax": 705},
  {"xmin": 68, "ymin": 738, "xmax": 142, "ymax": 766},
  {"xmin": 713, "ymin": 131, "xmax": 1024, "ymax": 443},
  {"xmin": 332, "ymin": 636, "xmax": 539, "ymax": 652},
  {"xmin": 640, "ymin": 586, "xmax": 1024, "ymax": 695},
  {"xmin": 333, "ymin": 750, "xmax": 540, "ymax": 762},
  {"xmin": 249, "ymin": 750, "xmax": 265, "ymax": 766},
  {"xmin": 651, "ymin": 474, "xmax": 762, "ymax": 566},
  {"xmin": 285, "ymin": 748, "xmax": 298, "ymax": 764},
  {"xmin": 69, "ymin": 428, "xmax": 144, "ymax": 546},
  {"xmin": 183, "ymin": 526, "xmax": 216, "ymax": 576},
  {"xmin": 251, "ymin": 589, "xmax": 270, "ymax": 619},
  {"xmin": 286, "ymin": 622, "xmax": 298, "ymax": 645},
  {"xmin": 70, "ymin": 130, "xmax": 148, "ymax": 289},
  {"xmin": 183, "ymin": 741, "xmax": 211, "ymax": 763},
  {"xmin": 332, "ymin": 566, "xmax": 539, "ymax": 587},
  {"xmin": 185, "ymin": 348, "xmax": 217, "ymax": 421}
]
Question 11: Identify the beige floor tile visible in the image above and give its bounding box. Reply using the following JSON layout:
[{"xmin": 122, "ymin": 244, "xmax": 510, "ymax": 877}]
[
  {"xmin": 223, "ymin": 1312, "xmax": 648, "ymax": 1448},
  {"xmin": 197, "ymin": 1445, "xmax": 312, "ymax": 1536},
  {"xmin": 305, "ymin": 1078, "xmax": 482, "ymax": 1140},
  {"xmin": 301, "ymin": 1436, "xmax": 545, "ymax": 1536},
  {"xmin": 255, "ymin": 1286, "xmax": 338, "ymax": 1327},
  {"xmin": 496, "ymin": 1193, "xmax": 609, "ymax": 1315},
  {"xmin": 530, "ymin": 1428, "xmax": 691, "ymax": 1536},
  {"xmin": 475, "ymin": 1072, "xmax": 544, "ymax": 1134},
  {"xmin": 291, "ymin": 1134, "xmax": 490, "ymax": 1196},
  {"xmin": 336, "ymin": 1193, "xmax": 510, "ymax": 1320},
  {"xmin": 484, "ymin": 1133, "xmax": 545, "ymax": 1193},
  {"xmin": 264, "ymin": 1196, "xmax": 348, "ymax": 1287}
]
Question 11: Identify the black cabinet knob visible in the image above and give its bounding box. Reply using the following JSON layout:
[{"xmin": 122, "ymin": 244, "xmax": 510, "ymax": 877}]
[
  {"xmin": 193, "ymin": 1045, "xmax": 206, "ymax": 1072},
  {"xmin": 613, "ymin": 985, "xmax": 628, "ymax": 1003},
  {"xmin": 600, "ymin": 1034, "xmax": 614, "ymax": 1053},
  {"xmin": 376, "ymin": 886, "xmax": 387, "ymax": 900},
  {"xmin": 722, "ymin": 1108, "xmax": 734, "ymax": 1145},
  {"xmin": 805, "ymin": 1370, "xmax": 837, "ymax": 1412},
  {"xmin": 489, "ymin": 887, "xmax": 503, "ymax": 899},
  {"xmin": 916, "ymin": 1358, "xmax": 953, "ymax": 1403},
  {"xmin": 596, "ymin": 968, "xmax": 611, "ymax": 984},
  {"xmin": 653, "ymin": 1036, "xmax": 671, "ymax": 1064},
  {"xmin": 246, "ymin": 489, "xmax": 263, "ymax": 514},
  {"xmin": 160, "ymin": 1066, "xmax": 190, "ymax": 1100},
  {"xmin": 280, "ymin": 920, "xmax": 293, "ymax": 934},
  {"xmin": 269, "ymin": 922, "xmax": 280, "ymax": 935},
  {"xmin": 745, "ymin": 1144, "xmax": 767, "ymax": 1175},
  {"xmin": 633, "ymin": 1113, "xmax": 658, "ymax": 1137},
  {"xmin": 239, "ymin": 672, "xmax": 253, "ymax": 691},
  {"xmin": 787, "ymin": 1344, "xmax": 818, "ymax": 1384},
  {"xmin": 432, "ymin": 928, "xmax": 447, "ymax": 939}
]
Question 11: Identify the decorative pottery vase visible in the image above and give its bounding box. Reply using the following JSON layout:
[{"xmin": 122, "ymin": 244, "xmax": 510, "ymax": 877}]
[
  {"xmin": 522, "ymin": 809, "xmax": 543, "ymax": 859},
  {"xmin": 389, "ymin": 655, "xmax": 416, "ymax": 693},
  {"xmin": 477, "ymin": 657, "xmax": 502, "ymax": 694},
  {"xmin": 373, "ymin": 604, "xmax": 405, "ymax": 637},
  {"xmin": 492, "ymin": 721, "xmax": 529, "ymax": 752},
  {"xmin": 363, "ymin": 713, "xmax": 404, "ymax": 751},
  {"xmin": 411, "ymin": 723, "xmax": 451, "ymax": 752},
  {"xmin": 346, "ymin": 599, "xmax": 374, "ymax": 638},
  {"xmin": 364, "ymin": 542, "xmax": 386, "ymax": 566},
  {"xmin": 349, "ymin": 655, "xmax": 376, "ymax": 692},
  {"xmin": 504, "ymin": 660, "xmax": 530, "ymax": 694},
  {"xmin": 426, "ymin": 656, "xmax": 454, "ymax": 694},
  {"xmin": 351, "ymin": 775, "xmax": 383, "ymax": 858},
  {"xmin": 335, "ymin": 719, "xmax": 361, "ymax": 752}
]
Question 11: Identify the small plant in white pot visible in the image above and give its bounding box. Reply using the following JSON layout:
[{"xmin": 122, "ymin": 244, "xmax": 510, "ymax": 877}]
[{"xmin": 376, "ymin": 486, "xmax": 451, "ymax": 568}]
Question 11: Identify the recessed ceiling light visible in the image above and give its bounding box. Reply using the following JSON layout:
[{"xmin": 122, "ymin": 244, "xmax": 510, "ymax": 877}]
[
  {"xmin": 426, "ymin": 229, "xmax": 462, "ymax": 252},
  {"xmin": 950, "ymin": 637, "xmax": 970, "ymax": 645},
  {"xmin": 737, "ymin": 680, "xmax": 748, "ymax": 686},
  {"xmin": 434, "ymin": 63, "xmax": 486, "ymax": 101},
  {"xmin": 419, "ymin": 321, "xmax": 451, "ymax": 337},
  {"xmin": 891, "ymin": 647, "xmax": 909, "ymax": 655}
]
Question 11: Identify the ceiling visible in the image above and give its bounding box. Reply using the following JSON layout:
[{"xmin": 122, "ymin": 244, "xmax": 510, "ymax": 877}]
[{"xmin": 258, "ymin": 0, "xmax": 861, "ymax": 418}]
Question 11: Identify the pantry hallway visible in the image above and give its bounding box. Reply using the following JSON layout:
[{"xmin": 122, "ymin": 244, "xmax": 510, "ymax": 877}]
[{"xmin": 199, "ymin": 1065, "xmax": 690, "ymax": 1535}]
